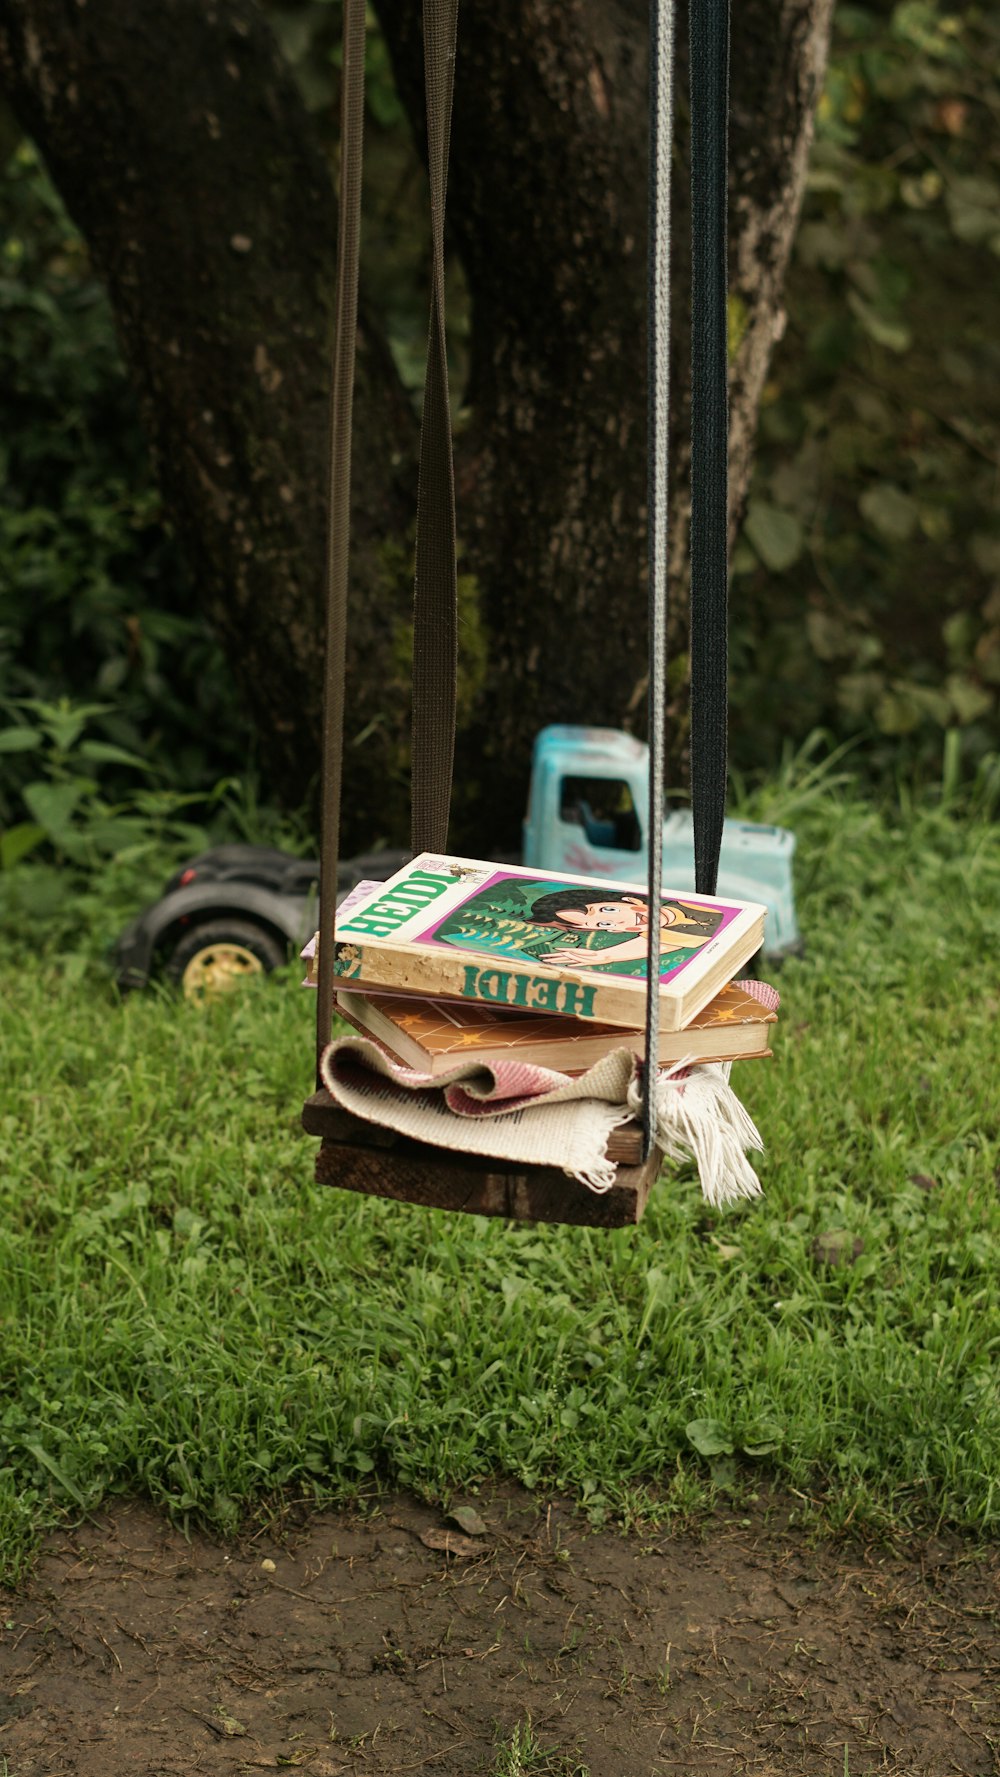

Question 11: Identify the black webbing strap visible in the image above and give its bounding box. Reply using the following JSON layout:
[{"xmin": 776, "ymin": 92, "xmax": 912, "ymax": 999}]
[
  {"xmin": 643, "ymin": 0, "xmax": 729, "ymax": 1149},
  {"xmin": 316, "ymin": 0, "xmax": 366, "ymax": 1078},
  {"xmin": 643, "ymin": 0, "xmax": 675, "ymax": 1157},
  {"xmin": 688, "ymin": 0, "xmax": 730, "ymax": 897},
  {"xmin": 411, "ymin": 0, "xmax": 460, "ymax": 857}
]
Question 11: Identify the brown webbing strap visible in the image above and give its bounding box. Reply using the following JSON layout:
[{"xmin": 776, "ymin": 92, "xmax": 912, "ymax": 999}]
[
  {"xmin": 315, "ymin": 0, "xmax": 366, "ymax": 1078},
  {"xmin": 411, "ymin": 0, "xmax": 460, "ymax": 857},
  {"xmin": 689, "ymin": 0, "xmax": 731, "ymax": 896}
]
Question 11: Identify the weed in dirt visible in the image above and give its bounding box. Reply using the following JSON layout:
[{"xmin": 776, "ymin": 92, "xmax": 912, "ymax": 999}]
[
  {"xmin": 489, "ymin": 1715, "xmax": 589, "ymax": 1777},
  {"xmin": 606, "ymin": 1657, "xmax": 635, "ymax": 1700},
  {"xmin": 1, "ymin": 781, "xmax": 999, "ymax": 1579}
]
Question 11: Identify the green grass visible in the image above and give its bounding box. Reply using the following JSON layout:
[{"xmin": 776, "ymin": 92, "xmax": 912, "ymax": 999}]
[
  {"xmin": 1, "ymin": 774, "xmax": 998, "ymax": 1580},
  {"xmin": 489, "ymin": 1717, "xmax": 588, "ymax": 1776}
]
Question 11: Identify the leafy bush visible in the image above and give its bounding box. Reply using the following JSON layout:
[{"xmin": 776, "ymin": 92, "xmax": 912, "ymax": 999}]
[
  {"xmin": 0, "ymin": 697, "xmax": 211, "ymax": 964},
  {"xmin": 0, "ymin": 142, "xmax": 253, "ymax": 796},
  {"xmin": 731, "ymin": 1, "xmax": 1000, "ymax": 777},
  {"xmin": 0, "ymin": 698, "xmax": 313, "ymax": 968}
]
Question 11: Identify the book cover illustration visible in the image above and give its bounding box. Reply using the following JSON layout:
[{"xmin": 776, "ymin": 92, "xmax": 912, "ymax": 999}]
[
  {"xmin": 301, "ymin": 878, "xmax": 381, "ymax": 982},
  {"xmin": 332, "ymin": 855, "xmax": 766, "ymax": 1029},
  {"xmin": 342, "ymin": 859, "xmax": 740, "ymax": 979}
]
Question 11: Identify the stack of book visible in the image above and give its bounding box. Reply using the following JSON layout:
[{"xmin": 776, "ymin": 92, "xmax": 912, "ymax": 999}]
[{"xmin": 308, "ymin": 853, "xmax": 778, "ymax": 1078}]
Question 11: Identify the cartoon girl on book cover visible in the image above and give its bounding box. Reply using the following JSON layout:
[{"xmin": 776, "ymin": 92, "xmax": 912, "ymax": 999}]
[
  {"xmin": 528, "ymin": 885, "xmax": 722, "ymax": 976},
  {"xmin": 427, "ymin": 880, "xmax": 725, "ymax": 982}
]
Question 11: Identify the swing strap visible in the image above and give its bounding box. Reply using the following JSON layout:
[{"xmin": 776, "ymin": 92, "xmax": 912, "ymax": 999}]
[
  {"xmin": 317, "ymin": 0, "xmax": 460, "ymax": 1071},
  {"xmin": 316, "ymin": 0, "xmax": 366, "ymax": 1075},
  {"xmin": 688, "ymin": 0, "xmax": 731, "ymax": 898},
  {"xmin": 643, "ymin": 0, "xmax": 730, "ymax": 1151},
  {"xmin": 411, "ymin": 0, "xmax": 460, "ymax": 858},
  {"xmin": 642, "ymin": 0, "xmax": 676, "ymax": 1155}
]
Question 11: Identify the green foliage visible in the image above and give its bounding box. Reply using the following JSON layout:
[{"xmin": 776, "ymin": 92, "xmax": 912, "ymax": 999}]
[
  {"xmin": 0, "ymin": 696, "xmax": 213, "ymax": 966},
  {"xmin": 732, "ymin": 1, "xmax": 1000, "ymax": 776},
  {"xmin": 490, "ymin": 1718, "xmax": 589, "ymax": 1777},
  {"xmin": 0, "ymin": 696, "xmax": 312, "ymax": 970},
  {"xmin": 1, "ymin": 772, "xmax": 998, "ymax": 1579},
  {"xmin": 0, "ymin": 143, "xmax": 253, "ymax": 796}
]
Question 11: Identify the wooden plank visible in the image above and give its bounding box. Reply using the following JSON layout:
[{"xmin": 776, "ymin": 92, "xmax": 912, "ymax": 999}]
[
  {"xmin": 313, "ymin": 1131, "xmax": 661, "ymax": 1227},
  {"xmin": 302, "ymin": 1092, "xmax": 399, "ymax": 1148},
  {"xmin": 301, "ymin": 1088, "xmax": 644, "ymax": 1165}
]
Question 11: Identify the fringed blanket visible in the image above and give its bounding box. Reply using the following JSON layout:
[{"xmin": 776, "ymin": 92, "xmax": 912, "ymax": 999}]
[{"xmin": 319, "ymin": 980, "xmax": 778, "ymax": 1207}]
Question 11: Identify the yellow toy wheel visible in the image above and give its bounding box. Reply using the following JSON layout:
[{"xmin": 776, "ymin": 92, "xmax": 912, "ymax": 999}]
[
  {"xmin": 180, "ymin": 940, "xmax": 264, "ymax": 999},
  {"xmin": 166, "ymin": 919, "xmax": 287, "ymax": 999}
]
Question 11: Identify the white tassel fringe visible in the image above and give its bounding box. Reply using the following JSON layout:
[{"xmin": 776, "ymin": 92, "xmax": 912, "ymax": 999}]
[
  {"xmin": 568, "ymin": 1155, "xmax": 621, "ymax": 1195},
  {"xmin": 626, "ymin": 1060, "xmax": 765, "ymax": 1208}
]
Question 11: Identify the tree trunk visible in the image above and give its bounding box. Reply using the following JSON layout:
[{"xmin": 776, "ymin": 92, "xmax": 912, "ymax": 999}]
[
  {"xmin": 1, "ymin": 0, "xmax": 833, "ymax": 851},
  {"xmin": 0, "ymin": 0, "xmax": 418, "ymax": 837},
  {"xmin": 377, "ymin": 0, "xmax": 835, "ymax": 841}
]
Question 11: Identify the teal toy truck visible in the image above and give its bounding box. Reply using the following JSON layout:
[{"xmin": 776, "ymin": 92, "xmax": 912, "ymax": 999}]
[{"xmin": 522, "ymin": 726, "xmax": 800, "ymax": 959}]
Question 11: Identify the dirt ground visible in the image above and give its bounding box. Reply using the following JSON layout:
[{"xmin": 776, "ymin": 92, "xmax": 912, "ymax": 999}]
[{"xmin": 1, "ymin": 1489, "xmax": 997, "ymax": 1777}]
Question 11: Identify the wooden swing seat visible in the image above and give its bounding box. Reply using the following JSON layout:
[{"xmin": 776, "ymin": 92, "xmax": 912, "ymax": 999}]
[{"xmin": 302, "ymin": 1090, "xmax": 663, "ymax": 1227}]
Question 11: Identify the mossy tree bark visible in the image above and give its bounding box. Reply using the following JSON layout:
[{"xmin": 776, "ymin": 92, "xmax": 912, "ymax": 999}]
[{"xmin": 0, "ymin": 0, "xmax": 832, "ymax": 849}]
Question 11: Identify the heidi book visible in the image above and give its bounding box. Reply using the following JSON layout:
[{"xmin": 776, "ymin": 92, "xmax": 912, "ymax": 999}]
[
  {"xmin": 322, "ymin": 853, "xmax": 766, "ymax": 1033},
  {"xmin": 337, "ymin": 980, "xmax": 777, "ymax": 1076}
]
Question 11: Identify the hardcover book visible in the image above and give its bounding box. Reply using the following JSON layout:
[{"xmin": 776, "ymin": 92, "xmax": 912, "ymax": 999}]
[
  {"xmin": 337, "ymin": 980, "xmax": 777, "ymax": 1076},
  {"xmin": 327, "ymin": 853, "xmax": 766, "ymax": 1032}
]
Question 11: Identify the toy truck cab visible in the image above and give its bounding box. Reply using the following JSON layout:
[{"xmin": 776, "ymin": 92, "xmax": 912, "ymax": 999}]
[{"xmin": 522, "ymin": 725, "xmax": 800, "ymax": 958}]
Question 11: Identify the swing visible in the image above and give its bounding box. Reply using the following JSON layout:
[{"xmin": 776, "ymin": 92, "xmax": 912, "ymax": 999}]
[{"xmin": 303, "ymin": 0, "xmax": 733, "ymax": 1228}]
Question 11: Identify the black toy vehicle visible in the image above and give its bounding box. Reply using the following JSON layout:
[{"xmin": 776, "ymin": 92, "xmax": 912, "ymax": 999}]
[{"xmin": 114, "ymin": 844, "xmax": 408, "ymax": 998}]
